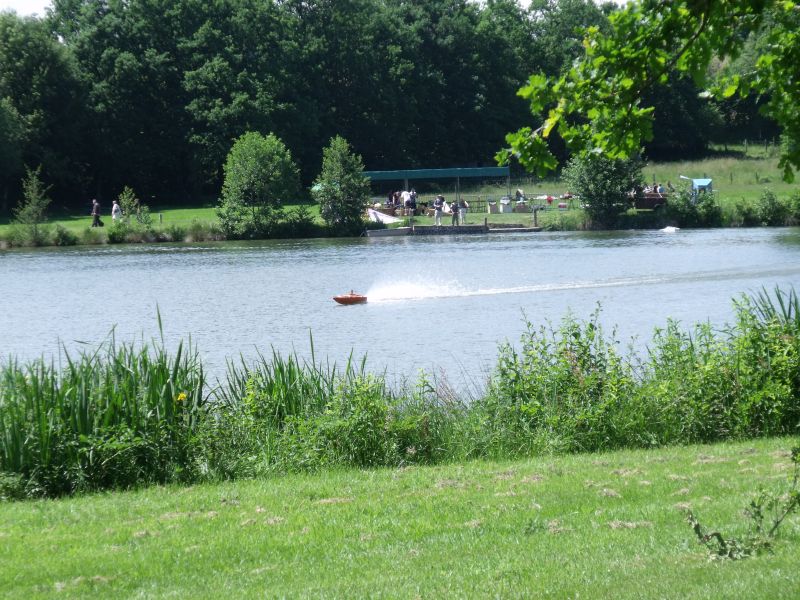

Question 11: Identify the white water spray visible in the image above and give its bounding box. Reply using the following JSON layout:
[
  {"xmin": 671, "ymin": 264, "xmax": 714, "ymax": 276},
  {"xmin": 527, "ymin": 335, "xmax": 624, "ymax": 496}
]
[
  {"xmin": 363, "ymin": 264, "xmax": 800, "ymax": 304},
  {"xmin": 365, "ymin": 275, "xmax": 668, "ymax": 303}
]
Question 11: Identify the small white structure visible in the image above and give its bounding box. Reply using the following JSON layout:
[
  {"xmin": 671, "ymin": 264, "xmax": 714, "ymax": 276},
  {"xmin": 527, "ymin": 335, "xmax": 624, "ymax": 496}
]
[{"xmin": 367, "ymin": 208, "xmax": 402, "ymax": 224}]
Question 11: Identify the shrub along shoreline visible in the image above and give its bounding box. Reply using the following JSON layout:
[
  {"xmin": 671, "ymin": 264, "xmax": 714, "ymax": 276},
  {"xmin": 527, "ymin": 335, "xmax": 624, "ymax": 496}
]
[
  {"xmin": 1, "ymin": 288, "xmax": 798, "ymax": 500},
  {"xmin": 2, "ymin": 185, "xmax": 800, "ymax": 249}
]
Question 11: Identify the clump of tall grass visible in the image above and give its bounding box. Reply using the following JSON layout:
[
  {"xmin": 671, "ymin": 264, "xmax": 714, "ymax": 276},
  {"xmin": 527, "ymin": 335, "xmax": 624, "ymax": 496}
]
[
  {"xmin": 184, "ymin": 219, "xmax": 225, "ymax": 242},
  {"xmin": 478, "ymin": 287, "xmax": 799, "ymax": 454},
  {"xmin": 78, "ymin": 227, "xmax": 106, "ymax": 245},
  {"xmin": 0, "ymin": 334, "xmax": 206, "ymax": 497},
  {"xmin": 0, "ymin": 224, "xmax": 81, "ymax": 248},
  {"xmin": 1, "ymin": 223, "xmax": 53, "ymax": 247},
  {"xmin": 729, "ymin": 189, "xmax": 800, "ymax": 226},
  {"xmin": 540, "ymin": 209, "xmax": 587, "ymax": 231},
  {"xmin": 107, "ymin": 218, "xmax": 168, "ymax": 244},
  {"xmin": 662, "ymin": 190, "xmax": 723, "ymax": 227},
  {"xmin": 161, "ymin": 223, "xmax": 187, "ymax": 242},
  {"xmin": 478, "ymin": 310, "xmax": 638, "ymax": 456},
  {"xmin": 196, "ymin": 346, "xmax": 457, "ymax": 478},
  {"xmin": 52, "ymin": 224, "xmax": 78, "ymax": 246},
  {"xmin": 197, "ymin": 347, "xmax": 373, "ymax": 478}
]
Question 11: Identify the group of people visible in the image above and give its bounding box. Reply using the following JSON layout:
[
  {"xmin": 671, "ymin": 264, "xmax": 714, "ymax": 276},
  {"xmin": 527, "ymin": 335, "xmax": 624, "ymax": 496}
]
[
  {"xmin": 384, "ymin": 189, "xmax": 470, "ymax": 225},
  {"xmin": 89, "ymin": 198, "xmax": 124, "ymax": 227},
  {"xmin": 644, "ymin": 181, "xmax": 675, "ymax": 194},
  {"xmin": 386, "ymin": 189, "xmax": 418, "ymax": 216},
  {"xmin": 432, "ymin": 194, "xmax": 469, "ymax": 226}
]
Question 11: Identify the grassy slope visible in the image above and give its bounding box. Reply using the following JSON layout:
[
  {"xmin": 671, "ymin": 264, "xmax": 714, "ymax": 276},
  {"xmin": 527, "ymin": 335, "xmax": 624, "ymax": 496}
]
[{"xmin": 2, "ymin": 437, "xmax": 798, "ymax": 598}]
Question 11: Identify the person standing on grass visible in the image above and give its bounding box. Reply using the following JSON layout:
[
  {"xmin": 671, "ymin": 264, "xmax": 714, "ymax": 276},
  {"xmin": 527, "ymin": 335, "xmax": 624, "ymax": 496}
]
[
  {"xmin": 401, "ymin": 189, "xmax": 412, "ymax": 215},
  {"xmin": 458, "ymin": 197, "xmax": 469, "ymax": 225},
  {"xmin": 451, "ymin": 200, "xmax": 459, "ymax": 226},
  {"xmin": 433, "ymin": 194, "xmax": 444, "ymax": 226},
  {"xmin": 111, "ymin": 200, "xmax": 123, "ymax": 222},
  {"xmin": 90, "ymin": 199, "xmax": 102, "ymax": 227}
]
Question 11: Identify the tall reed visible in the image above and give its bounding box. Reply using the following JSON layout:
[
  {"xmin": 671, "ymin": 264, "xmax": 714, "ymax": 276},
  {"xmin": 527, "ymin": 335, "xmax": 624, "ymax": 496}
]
[{"xmin": 0, "ymin": 334, "xmax": 206, "ymax": 496}]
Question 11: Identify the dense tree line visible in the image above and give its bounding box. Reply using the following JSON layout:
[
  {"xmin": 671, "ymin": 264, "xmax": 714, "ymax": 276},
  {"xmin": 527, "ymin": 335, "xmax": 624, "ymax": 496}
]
[{"xmin": 0, "ymin": 0, "xmax": 778, "ymax": 212}]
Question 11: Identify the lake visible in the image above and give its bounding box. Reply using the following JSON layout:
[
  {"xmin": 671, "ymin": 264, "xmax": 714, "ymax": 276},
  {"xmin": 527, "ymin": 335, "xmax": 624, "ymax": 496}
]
[{"xmin": 2, "ymin": 227, "xmax": 799, "ymax": 391}]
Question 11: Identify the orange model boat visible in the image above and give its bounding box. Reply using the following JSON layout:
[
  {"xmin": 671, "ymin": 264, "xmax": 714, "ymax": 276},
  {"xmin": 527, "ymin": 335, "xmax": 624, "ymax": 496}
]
[{"xmin": 333, "ymin": 290, "xmax": 367, "ymax": 305}]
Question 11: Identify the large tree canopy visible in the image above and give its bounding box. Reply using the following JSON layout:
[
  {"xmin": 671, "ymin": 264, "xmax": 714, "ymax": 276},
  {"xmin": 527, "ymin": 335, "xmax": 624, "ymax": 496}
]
[
  {"xmin": 0, "ymin": 12, "xmax": 88, "ymax": 202},
  {"xmin": 0, "ymin": 0, "xmax": 787, "ymax": 209},
  {"xmin": 499, "ymin": 0, "xmax": 799, "ymax": 181}
]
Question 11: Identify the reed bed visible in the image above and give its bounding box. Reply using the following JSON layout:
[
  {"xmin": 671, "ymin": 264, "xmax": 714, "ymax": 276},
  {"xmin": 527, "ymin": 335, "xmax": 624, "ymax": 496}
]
[
  {"xmin": 1, "ymin": 288, "xmax": 798, "ymax": 500},
  {"xmin": 0, "ymin": 334, "xmax": 206, "ymax": 497}
]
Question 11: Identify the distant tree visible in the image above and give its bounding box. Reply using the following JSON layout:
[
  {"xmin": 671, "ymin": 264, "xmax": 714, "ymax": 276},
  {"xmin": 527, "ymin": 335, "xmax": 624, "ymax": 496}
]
[
  {"xmin": 0, "ymin": 98, "xmax": 25, "ymax": 212},
  {"xmin": 217, "ymin": 132, "xmax": 299, "ymax": 238},
  {"xmin": 562, "ymin": 155, "xmax": 643, "ymax": 226},
  {"xmin": 313, "ymin": 136, "xmax": 370, "ymax": 236},
  {"xmin": 13, "ymin": 165, "xmax": 52, "ymax": 245},
  {"xmin": 117, "ymin": 185, "xmax": 151, "ymax": 227}
]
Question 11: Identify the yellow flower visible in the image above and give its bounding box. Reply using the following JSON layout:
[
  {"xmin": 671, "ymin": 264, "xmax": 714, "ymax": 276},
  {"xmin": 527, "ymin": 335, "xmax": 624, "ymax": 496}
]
[{"xmin": 176, "ymin": 392, "xmax": 187, "ymax": 403}]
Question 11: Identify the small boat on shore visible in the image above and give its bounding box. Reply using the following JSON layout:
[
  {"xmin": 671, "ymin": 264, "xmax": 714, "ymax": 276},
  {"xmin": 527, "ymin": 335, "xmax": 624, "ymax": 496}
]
[{"xmin": 333, "ymin": 291, "xmax": 367, "ymax": 305}]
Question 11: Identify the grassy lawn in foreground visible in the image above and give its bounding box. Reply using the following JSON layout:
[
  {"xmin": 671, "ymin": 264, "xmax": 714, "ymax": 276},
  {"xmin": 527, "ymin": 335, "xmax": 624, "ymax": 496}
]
[{"xmin": 1, "ymin": 436, "xmax": 798, "ymax": 598}]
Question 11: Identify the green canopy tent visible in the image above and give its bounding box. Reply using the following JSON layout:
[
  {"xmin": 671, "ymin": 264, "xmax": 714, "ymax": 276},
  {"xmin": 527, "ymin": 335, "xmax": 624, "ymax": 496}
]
[{"xmin": 363, "ymin": 166, "xmax": 511, "ymax": 200}]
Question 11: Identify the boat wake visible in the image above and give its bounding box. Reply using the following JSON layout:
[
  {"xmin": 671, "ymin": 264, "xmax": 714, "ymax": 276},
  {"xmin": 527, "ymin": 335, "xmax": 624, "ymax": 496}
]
[
  {"xmin": 366, "ymin": 277, "xmax": 666, "ymax": 303},
  {"xmin": 366, "ymin": 280, "xmax": 469, "ymax": 301},
  {"xmin": 365, "ymin": 264, "xmax": 800, "ymax": 303}
]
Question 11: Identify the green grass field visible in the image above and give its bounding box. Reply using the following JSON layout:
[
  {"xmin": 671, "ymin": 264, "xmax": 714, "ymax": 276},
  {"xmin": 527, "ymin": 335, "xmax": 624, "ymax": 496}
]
[{"xmin": 1, "ymin": 437, "xmax": 798, "ymax": 598}]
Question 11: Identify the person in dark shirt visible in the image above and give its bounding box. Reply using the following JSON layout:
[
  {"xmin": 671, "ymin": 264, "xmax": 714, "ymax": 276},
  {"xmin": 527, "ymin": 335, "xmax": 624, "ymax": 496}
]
[{"xmin": 91, "ymin": 199, "xmax": 102, "ymax": 227}]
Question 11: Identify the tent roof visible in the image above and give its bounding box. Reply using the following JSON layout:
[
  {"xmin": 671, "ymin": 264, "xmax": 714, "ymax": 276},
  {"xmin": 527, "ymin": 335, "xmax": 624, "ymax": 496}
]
[{"xmin": 363, "ymin": 166, "xmax": 509, "ymax": 181}]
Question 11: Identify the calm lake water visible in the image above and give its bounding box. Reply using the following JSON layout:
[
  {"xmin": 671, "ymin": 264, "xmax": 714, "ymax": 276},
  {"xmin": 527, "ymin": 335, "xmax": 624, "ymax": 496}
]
[{"xmin": 2, "ymin": 227, "xmax": 799, "ymax": 391}]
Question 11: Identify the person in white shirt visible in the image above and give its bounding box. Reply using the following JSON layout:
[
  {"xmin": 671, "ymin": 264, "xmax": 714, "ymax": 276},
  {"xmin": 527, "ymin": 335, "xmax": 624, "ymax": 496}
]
[
  {"xmin": 458, "ymin": 198, "xmax": 469, "ymax": 224},
  {"xmin": 433, "ymin": 195, "xmax": 444, "ymax": 226},
  {"xmin": 401, "ymin": 190, "xmax": 412, "ymax": 215}
]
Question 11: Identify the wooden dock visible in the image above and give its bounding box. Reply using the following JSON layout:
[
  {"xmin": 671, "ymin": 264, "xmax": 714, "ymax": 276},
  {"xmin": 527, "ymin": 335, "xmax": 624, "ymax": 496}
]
[
  {"xmin": 373, "ymin": 224, "xmax": 542, "ymax": 236},
  {"xmin": 410, "ymin": 224, "xmax": 488, "ymax": 235},
  {"xmin": 366, "ymin": 219, "xmax": 542, "ymax": 238}
]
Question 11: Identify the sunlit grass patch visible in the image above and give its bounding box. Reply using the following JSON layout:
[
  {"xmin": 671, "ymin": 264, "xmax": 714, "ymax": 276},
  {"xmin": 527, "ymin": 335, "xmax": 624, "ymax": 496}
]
[{"xmin": 1, "ymin": 438, "xmax": 798, "ymax": 598}]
